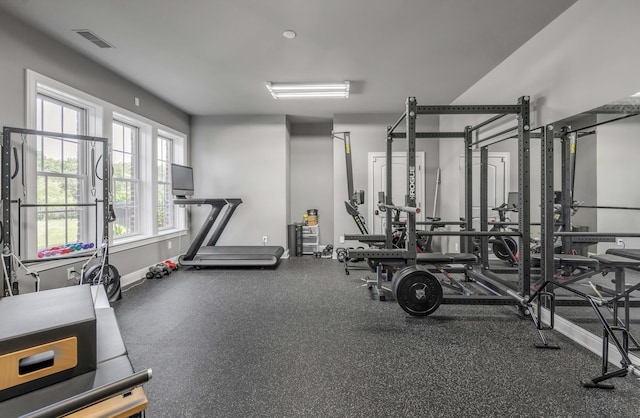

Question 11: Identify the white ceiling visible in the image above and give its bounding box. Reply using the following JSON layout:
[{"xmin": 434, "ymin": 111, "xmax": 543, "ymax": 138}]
[{"xmin": 0, "ymin": 0, "xmax": 577, "ymax": 118}]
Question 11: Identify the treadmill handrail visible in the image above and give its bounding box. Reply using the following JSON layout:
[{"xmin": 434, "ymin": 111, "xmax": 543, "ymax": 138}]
[
  {"xmin": 174, "ymin": 198, "xmax": 243, "ymax": 261},
  {"xmin": 206, "ymin": 199, "xmax": 243, "ymax": 246}
]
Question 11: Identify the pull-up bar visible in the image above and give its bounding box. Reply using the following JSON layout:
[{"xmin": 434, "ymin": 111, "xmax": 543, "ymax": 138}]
[
  {"xmin": 470, "ymin": 125, "xmax": 518, "ymax": 146},
  {"xmin": 469, "ymin": 113, "xmax": 509, "ymax": 132},
  {"xmin": 390, "ymin": 132, "xmax": 466, "ymax": 139},
  {"xmin": 564, "ymin": 113, "xmax": 640, "ymax": 134}
]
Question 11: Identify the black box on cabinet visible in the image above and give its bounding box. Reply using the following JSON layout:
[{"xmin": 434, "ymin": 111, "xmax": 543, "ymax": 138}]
[{"xmin": 0, "ymin": 285, "xmax": 97, "ymax": 401}]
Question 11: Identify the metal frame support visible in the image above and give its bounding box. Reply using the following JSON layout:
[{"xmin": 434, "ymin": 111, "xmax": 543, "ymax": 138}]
[
  {"xmin": 405, "ymin": 97, "xmax": 417, "ymax": 263},
  {"xmin": 517, "ymin": 96, "xmax": 531, "ymax": 296},
  {"xmin": 385, "ymin": 126, "xmax": 394, "ymax": 249},
  {"xmin": 480, "ymin": 146, "xmax": 489, "ymax": 268},
  {"xmin": 1, "ymin": 127, "xmax": 110, "ymax": 298},
  {"xmin": 560, "ymin": 126, "xmax": 573, "ymax": 253},
  {"xmin": 464, "ymin": 126, "xmax": 474, "ymax": 254},
  {"xmin": 541, "ymin": 125, "xmax": 555, "ymax": 290},
  {"xmin": 343, "ymin": 132, "xmax": 355, "ymax": 202},
  {"xmin": 2, "ymin": 128, "xmax": 12, "ymax": 259}
]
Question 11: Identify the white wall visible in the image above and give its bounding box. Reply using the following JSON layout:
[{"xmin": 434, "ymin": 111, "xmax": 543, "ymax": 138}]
[
  {"xmin": 439, "ymin": 0, "xmax": 640, "ymax": 251},
  {"xmin": 190, "ymin": 115, "xmax": 289, "ymax": 247},
  {"xmin": 290, "ymin": 123, "xmax": 334, "ymax": 246},
  {"xmin": 597, "ymin": 116, "xmax": 640, "ymax": 251},
  {"xmin": 333, "ymin": 113, "xmax": 440, "ymax": 250}
]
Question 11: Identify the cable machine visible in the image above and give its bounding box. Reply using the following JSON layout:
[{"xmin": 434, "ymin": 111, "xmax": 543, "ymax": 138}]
[
  {"xmin": 1, "ymin": 127, "xmax": 120, "ymax": 301},
  {"xmin": 332, "ymin": 131, "xmax": 368, "ymax": 234}
]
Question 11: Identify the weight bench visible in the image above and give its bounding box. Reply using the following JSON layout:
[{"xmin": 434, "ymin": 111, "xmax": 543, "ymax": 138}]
[
  {"xmin": 533, "ymin": 254, "xmax": 600, "ymax": 287},
  {"xmin": 605, "ymin": 248, "xmax": 640, "ymax": 261},
  {"xmin": 589, "ymin": 254, "xmax": 640, "ymax": 352},
  {"xmin": 359, "ymin": 252, "xmax": 477, "ymax": 301},
  {"xmin": 415, "ymin": 253, "xmax": 477, "ymax": 296},
  {"xmin": 416, "ymin": 252, "xmax": 477, "ymax": 264},
  {"xmin": 533, "ymin": 253, "xmax": 599, "ymax": 269},
  {"xmin": 535, "ymin": 253, "xmax": 640, "ymax": 353},
  {"xmin": 590, "ymin": 254, "xmax": 640, "ymax": 292}
]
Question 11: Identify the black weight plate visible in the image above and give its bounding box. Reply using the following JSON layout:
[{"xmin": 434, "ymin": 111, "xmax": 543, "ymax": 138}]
[
  {"xmin": 493, "ymin": 237, "xmax": 517, "ymax": 261},
  {"xmin": 392, "ymin": 267, "xmax": 442, "ymax": 316},
  {"xmin": 83, "ymin": 263, "xmax": 122, "ymax": 303}
]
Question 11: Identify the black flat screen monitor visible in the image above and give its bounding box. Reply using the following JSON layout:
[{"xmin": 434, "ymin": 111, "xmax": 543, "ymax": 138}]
[{"xmin": 171, "ymin": 163, "xmax": 194, "ymax": 198}]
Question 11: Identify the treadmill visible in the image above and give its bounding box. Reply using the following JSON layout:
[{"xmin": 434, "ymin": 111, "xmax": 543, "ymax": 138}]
[{"xmin": 175, "ymin": 198, "xmax": 284, "ymax": 267}]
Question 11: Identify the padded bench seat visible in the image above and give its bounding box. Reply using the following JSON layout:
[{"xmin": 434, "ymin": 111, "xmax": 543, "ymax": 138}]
[
  {"xmin": 605, "ymin": 248, "xmax": 640, "ymax": 261},
  {"xmin": 590, "ymin": 253, "xmax": 640, "ymax": 267},
  {"xmin": 344, "ymin": 234, "xmax": 386, "ymax": 243},
  {"xmin": 416, "ymin": 252, "xmax": 477, "ymax": 264},
  {"xmin": 532, "ymin": 254, "xmax": 599, "ymax": 268}
]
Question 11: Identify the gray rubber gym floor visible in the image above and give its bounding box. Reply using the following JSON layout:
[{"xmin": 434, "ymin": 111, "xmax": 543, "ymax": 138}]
[{"xmin": 113, "ymin": 257, "xmax": 640, "ymax": 417}]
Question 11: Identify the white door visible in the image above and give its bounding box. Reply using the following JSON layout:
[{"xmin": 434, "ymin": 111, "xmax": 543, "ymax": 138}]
[
  {"xmin": 459, "ymin": 152, "xmax": 509, "ymax": 230},
  {"xmin": 369, "ymin": 152, "xmax": 425, "ymax": 234}
]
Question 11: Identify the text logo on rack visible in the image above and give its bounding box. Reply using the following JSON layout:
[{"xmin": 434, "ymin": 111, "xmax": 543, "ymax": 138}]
[{"xmin": 409, "ymin": 165, "xmax": 416, "ymax": 200}]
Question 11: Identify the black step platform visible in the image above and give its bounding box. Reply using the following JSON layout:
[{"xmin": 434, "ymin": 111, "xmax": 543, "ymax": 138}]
[
  {"xmin": 0, "ymin": 285, "xmax": 97, "ymax": 401},
  {"xmin": 0, "ymin": 286, "xmax": 150, "ymax": 416}
]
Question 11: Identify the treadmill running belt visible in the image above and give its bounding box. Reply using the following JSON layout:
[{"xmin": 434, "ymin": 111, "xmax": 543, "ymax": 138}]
[{"xmin": 180, "ymin": 246, "xmax": 285, "ymax": 267}]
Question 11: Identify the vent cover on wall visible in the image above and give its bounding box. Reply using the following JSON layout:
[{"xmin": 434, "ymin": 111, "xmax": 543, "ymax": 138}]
[{"xmin": 73, "ymin": 29, "xmax": 114, "ymax": 49}]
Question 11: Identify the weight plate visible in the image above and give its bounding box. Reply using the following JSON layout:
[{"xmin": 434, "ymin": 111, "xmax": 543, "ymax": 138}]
[
  {"xmin": 493, "ymin": 237, "xmax": 518, "ymax": 261},
  {"xmin": 83, "ymin": 263, "xmax": 122, "ymax": 303},
  {"xmin": 392, "ymin": 266, "xmax": 442, "ymax": 316}
]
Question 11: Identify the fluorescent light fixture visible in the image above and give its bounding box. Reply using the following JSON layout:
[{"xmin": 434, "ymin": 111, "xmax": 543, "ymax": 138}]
[
  {"xmin": 633, "ymin": 91, "xmax": 640, "ymax": 97},
  {"xmin": 266, "ymin": 81, "xmax": 350, "ymax": 99}
]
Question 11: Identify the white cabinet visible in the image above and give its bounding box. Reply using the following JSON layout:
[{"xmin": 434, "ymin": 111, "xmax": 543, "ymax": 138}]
[{"xmin": 302, "ymin": 224, "xmax": 319, "ymax": 255}]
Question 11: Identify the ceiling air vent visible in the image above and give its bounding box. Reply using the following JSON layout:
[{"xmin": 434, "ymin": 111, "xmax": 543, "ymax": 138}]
[{"xmin": 73, "ymin": 29, "xmax": 114, "ymax": 49}]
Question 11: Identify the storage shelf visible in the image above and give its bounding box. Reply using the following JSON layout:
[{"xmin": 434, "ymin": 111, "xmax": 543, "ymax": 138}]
[{"xmin": 302, "ymin": 223, "xmax": 319, "ymax": 254}]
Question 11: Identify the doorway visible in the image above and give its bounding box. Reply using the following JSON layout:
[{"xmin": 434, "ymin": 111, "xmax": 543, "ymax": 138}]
[
  {"xmin": 459, "ymin": 152, "xmax": 510, "ymax": 230},
  {"xmin": 368, "ymin": 152, "xmax": 426, "ymax": 234}
]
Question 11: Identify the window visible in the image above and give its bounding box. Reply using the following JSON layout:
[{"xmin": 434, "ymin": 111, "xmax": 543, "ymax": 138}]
[
  {"xmin": 112, "ymin": 120, "xmax": 140, "ymax": 238},
  {"xmin": 26, "ymin": 70, "xmax": 187, "ymax": 261},
  {"xmin": 157, "ymin": 135, "xmax": 174, "ymax": 230},
  {"xmin": 35, "ymin": 94, "xmax": 88, "ymax": 250}
]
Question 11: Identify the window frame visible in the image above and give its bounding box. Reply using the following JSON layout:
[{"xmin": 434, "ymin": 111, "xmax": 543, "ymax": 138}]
[
  {"xmin": 25, "ymin": 69, "xmax": 188, "ymax": 268},
  {"xmin": 157, "ymin": 134, "xmax": 174, "ymax": 231},
  {"xmin": 35, "ymin": 93, "xmax": 91, "ymax": 251},
  {"xmin": 111, "ymin": 118, "xmax": 141, "ymax": 239}
]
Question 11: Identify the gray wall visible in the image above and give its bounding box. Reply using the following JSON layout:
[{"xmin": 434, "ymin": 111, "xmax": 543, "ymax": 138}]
[
  {"xmin": 439, "ymin": 0, "xmax": 640, "ymax": 251},
  {"xmin": 597, "ymin": 116, "xmax": 640, "ymax": 251},
  {"xmin": 0, "ymin": 11, "xmax": 189, "ymax": 133},
  {"xmin": 333, "ymin": 114, "xmax": 440, "ymax": 251},
  {"xmin": 290, "ymin": 123, "xmax": 334, "ymax": 246},
  {"xmin": 190, "ymin": 115, "xmax": 289, "ymax": 247},
  {"xmin": 0, "ymin": 10, "xmax": 191, "ymax": 291}
]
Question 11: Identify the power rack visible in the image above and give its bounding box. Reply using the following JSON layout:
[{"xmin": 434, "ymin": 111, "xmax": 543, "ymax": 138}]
[{"xmin": 347, "ymin": 96, "xmax": 533, "ymax": 311}]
